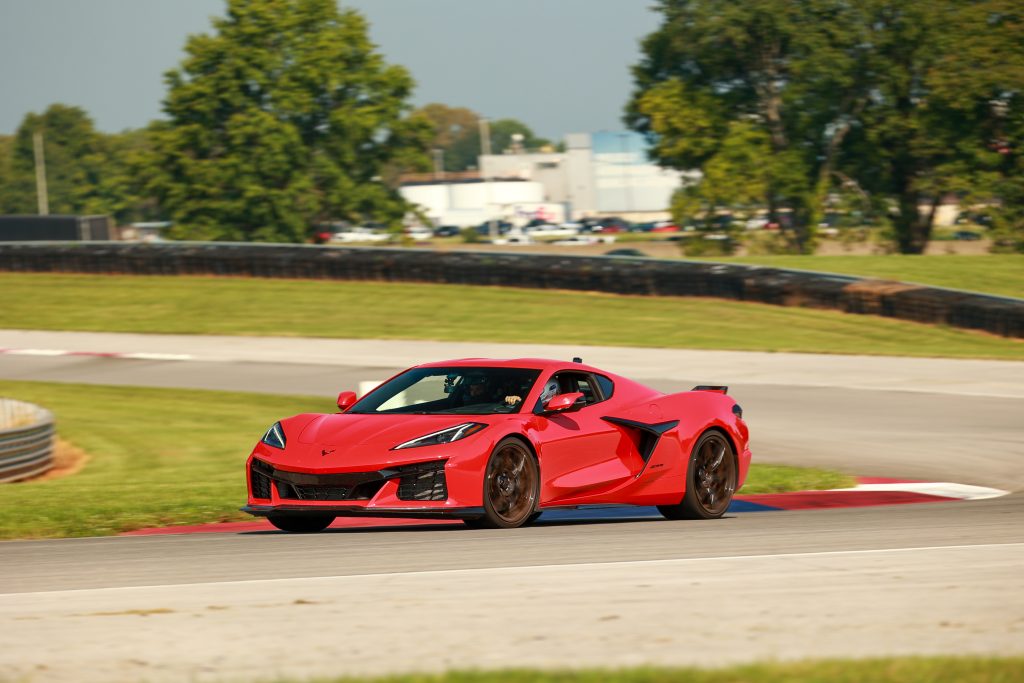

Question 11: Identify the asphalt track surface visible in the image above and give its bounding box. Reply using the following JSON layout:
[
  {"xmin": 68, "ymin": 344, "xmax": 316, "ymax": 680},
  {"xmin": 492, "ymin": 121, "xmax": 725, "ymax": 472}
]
[{"xmin": 0, "ymin": 332, "xmax": 1022, "ymax": 681}]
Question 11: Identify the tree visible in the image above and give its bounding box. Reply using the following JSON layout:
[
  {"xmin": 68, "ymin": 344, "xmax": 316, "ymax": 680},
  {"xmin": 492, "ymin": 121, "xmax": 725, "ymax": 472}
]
[
  {"xmin": 0, "ymin": 136, "xmax": 12, "ymax": 211},
  {"xmin": 629, "ymin": 0, "xmax": 1023, "ymax": 254},
  {"xmin": 627, "ymin": 0, "xmax": 864, "ymax": 252},
  {"xmin": 151, "ymin": 0, "xmax": 431, "ymax": 242},
  {"xmin": 924, "ymin": 0, "xmax": 1024, "ymax": 252},
  {"xmin": 0, "ymin": 104, "xmax": 115, "ymax": 217},
  {"xmin": 414, "ymin": 103, "xmax": 552, "ymax": 171}
]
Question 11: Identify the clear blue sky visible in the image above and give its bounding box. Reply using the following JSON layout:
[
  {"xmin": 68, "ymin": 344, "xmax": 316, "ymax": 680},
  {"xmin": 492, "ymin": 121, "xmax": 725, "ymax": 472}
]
[{"xmin": 0, "ymin": 1, "xmax": 661, "ymax": 141}]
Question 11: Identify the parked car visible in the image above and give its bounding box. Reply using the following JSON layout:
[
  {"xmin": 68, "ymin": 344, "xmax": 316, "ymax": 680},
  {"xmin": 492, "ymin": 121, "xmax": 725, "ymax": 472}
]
[
  {"xmin": 433, "ymin": 225, "xmax": 461, "ymax": 238},
  {"xmin": 650, "ymin": 222, "xmax": 680, "ymax": 233},
  {"xmin": 332, "ymin": 227, "xmax": 391, "ymax": 243},
  {"xmin": 953, "ymin": 230, "xmax": 982, "ymax": 241}
]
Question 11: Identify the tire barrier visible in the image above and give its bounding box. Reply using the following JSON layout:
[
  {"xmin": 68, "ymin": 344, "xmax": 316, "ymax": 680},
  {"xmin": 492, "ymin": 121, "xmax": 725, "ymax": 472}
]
[
  {"xmin": 0, "ymin": 241, "xmax": 1021, "ymax": 338},
  {"xmin": 0, "ymin": 398, "xmax": 55, "ymax": 483}
]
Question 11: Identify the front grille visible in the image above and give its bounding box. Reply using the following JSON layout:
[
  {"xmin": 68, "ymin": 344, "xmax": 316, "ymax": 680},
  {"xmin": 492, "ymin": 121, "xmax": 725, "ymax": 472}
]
[
  {"xmin": 279, "ymin": 484, "xmax": 351, "ymax": 501},
  {"xmin": 250, "ymin": 460, "xmax": 272, "ymax": 499},
  {"xmin": 255, "ymin": 460, "xmax": 445, "ymax": 503},
  {"xmin": 274, "ymin": 478, "xmax": 386, "ymax": 501},
  {"xmin": 396, "ymin": 461, "xmax": 448, "ymax": 501}
]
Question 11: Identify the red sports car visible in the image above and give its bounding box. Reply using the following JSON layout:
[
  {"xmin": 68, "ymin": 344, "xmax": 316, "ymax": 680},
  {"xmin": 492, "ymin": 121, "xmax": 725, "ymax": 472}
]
[{"xmin": 243, "ymin": 358, "xmax": 751, "ymax": 531}]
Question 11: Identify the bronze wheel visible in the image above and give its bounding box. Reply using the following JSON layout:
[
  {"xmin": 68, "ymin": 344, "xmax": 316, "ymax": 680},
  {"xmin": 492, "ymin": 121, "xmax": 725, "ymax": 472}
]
[
  {"xmin": 467, "ymin": 438, "xmax": 539, "ymax": 529},
  {"xmin": 658, "ymin": 430, "xmax": 736, "ymax": 520}
]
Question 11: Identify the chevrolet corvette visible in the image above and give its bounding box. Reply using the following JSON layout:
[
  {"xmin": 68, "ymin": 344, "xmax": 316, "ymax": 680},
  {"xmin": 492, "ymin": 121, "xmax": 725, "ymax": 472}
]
[{"xmin": 243, "ymin": 357, "xmax": 751, "ymax": 531}]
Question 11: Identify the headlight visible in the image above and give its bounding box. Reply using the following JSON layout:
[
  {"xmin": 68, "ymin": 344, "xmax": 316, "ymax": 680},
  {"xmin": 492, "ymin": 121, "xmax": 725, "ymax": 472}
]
[
  {"xmin": 393, "ymin": 422, "xmax": 486, "ymax": 450},
  {"xmin": 261, "ymin": 421, "xmax": 286, "ymax": 449}
]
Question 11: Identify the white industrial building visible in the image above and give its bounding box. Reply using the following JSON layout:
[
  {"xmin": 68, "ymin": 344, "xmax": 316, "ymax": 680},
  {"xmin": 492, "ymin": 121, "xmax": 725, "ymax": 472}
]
[{"xmin": 400, "ymin": 131, "xmax": 694, "ymax": 227}]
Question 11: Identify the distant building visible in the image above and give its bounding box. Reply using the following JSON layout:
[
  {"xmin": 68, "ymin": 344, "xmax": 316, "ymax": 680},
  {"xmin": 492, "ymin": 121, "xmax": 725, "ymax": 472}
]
[
  {"xmin": 399, "ymin": 132, "xmax": 695, "ymax": 227},
  {"xmin": 399, "ymin": 177, "xmax": 565, "ymax": 228}
]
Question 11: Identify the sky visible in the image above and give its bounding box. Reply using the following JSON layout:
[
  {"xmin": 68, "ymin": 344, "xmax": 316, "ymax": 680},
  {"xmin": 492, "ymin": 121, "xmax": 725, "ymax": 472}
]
[{"xmin": 0, "ymin": 0, "xmax": 662, "ymax": 141}]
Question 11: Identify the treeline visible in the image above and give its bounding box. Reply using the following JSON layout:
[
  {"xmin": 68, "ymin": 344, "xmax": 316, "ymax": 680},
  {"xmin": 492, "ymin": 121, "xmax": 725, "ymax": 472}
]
[
  {"xmin": 628, "ymin": 0, "xmax": 1023, "ymax": 253},
  {"xmin": 0, "ymin": 0, "xmax": 549, "ymax": 242}
]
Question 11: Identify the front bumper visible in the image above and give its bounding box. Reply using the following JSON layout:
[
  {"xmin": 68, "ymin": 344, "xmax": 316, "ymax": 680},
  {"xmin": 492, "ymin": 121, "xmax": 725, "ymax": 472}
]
[
  {"xmin": 241, "ymin": 504, "xmax": 485, "ymax": 520},
  {"xmin": 246, "ymin": 455, "xmax": 483, "ymax": 516}
]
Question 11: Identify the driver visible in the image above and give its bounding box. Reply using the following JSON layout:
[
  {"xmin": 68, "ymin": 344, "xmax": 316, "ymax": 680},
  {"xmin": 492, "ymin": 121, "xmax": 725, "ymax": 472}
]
[
  {"xmin": 461, "ymin": 372, "xmax": 523, "ymax": 408},
  {"xmin": 462, "ymin": 373, "xmax": 490, "ymax": 404}
]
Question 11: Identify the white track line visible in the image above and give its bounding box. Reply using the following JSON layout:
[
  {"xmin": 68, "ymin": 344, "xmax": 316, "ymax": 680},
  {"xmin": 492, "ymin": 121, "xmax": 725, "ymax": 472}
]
[
  {"xmin": 842, "ymin": 482, "xmax": 1009, "ymax": 500},
  {"xmin": 7, "ymin": 542, "xmax": 1022, "ymax": 598}
]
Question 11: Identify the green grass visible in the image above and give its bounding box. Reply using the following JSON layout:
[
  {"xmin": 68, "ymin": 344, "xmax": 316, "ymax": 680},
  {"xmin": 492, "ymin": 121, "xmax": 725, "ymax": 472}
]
[
  {"xmin": 0, "ymin": 380, "xmax": 851, "ymax": 539},
  {"xmin": 292, "ymin": 657, "xmax": 1024, "ymax": 683},
  {"xmin": 699, "ymin": 254, "xmax": 1024, "ymax": 299},
  {"xmin": 2, "ymin": 274, "xmax": 1023, "ymax": 360},
  {"xmin": 735, "ymin": 464, "xmax": 852, "ymax": 494},
  {"xmin": 0, "ymin": 381, "xmax": 325, "ymax": 539}
]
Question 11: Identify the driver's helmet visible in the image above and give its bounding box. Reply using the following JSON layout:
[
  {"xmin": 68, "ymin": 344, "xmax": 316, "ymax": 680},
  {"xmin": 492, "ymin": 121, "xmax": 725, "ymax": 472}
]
[{"xmin": 539, "ymin": 379, "xmax": 559, "ymax": 403}]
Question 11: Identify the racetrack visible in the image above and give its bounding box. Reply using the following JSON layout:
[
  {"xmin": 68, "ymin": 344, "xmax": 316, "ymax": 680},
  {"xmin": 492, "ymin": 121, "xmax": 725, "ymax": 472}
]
[{"xmin": 0, "ymin": 331, "xmax": 1022, "ymax": 681}]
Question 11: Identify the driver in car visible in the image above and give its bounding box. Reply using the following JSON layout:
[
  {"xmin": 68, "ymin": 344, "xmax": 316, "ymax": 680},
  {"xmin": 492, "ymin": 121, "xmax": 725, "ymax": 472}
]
[{"xmin": 462, "ymin": 373, "xmax": 523, "ymax": 408}]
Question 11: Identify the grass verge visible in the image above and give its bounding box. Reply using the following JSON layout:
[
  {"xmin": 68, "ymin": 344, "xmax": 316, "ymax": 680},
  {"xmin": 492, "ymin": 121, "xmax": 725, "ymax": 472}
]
[
  {"xmin": 698, "ymin": 254, "xmax": 1024, "ymax": 299},
  {"xmin": 0, "ymin": 380, "xmax": 853, "ymax": 539},
  {"xmin": 289, "ymin": 657, "xmax": 1024, "ymax": 682},
  {"xmin": 1, "ymin": 274, "xmax": 1023, "ymax": 360}
]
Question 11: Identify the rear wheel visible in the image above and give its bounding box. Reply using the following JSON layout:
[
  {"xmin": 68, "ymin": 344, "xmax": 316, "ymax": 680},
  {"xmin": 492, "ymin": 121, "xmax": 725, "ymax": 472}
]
[
  {"xmin": 267, "ymin": 512, "xmax": 335, "ymax": 533},
  {"xmin": 465, "ymin": 438, "xmax": 539, "ymax": 529},
  {"xmin": 658, "ymin": 430, "xmax": 736, "ymax": 520}
]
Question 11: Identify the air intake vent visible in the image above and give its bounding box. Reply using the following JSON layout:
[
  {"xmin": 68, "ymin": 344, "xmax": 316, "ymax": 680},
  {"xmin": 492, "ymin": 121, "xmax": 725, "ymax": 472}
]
[
  {"xmin": 396, "ymin": 461, "xmax": 448, "ymax": 501},
  {"xmin": 250, "ymin": 460, "xmax": 273, "ymax": 499}
]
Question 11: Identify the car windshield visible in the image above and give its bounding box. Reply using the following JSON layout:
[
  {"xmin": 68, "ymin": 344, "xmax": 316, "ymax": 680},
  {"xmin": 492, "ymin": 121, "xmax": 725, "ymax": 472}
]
[{"xmin": 348, "ymin": 367, "xmax": 541, "ymax": 415}]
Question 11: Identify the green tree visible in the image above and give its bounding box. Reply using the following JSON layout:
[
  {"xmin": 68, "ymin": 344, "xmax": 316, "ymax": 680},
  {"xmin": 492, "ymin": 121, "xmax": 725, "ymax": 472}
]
[
  {"xmin": 627, "ymin": 0, "xmax": 866, "ymax": 252},
  {"xmin": 415, "ymin": 103, "xmax": 552, "ymax": 171},
  {"xmin": 1, "ymin": 104, "xmax": 109, "ymax": 216},
  {"xmin": 629, "ymin": 0, "xmax": 1023, "ymax": 254},
  {"xmin": 0, "ymin": 105, "xmax": 154, "ymax": 225},
  {"xmin": 151, "ymin": 0, "xmax": 431, "ymax": 242},
  {"xmin": 924, "ymin": 0, "xmax": 1024, "ymax": 252},
  {"xmin": 0, "ymin": 135, "xmax": 13, "ymax": 211}
]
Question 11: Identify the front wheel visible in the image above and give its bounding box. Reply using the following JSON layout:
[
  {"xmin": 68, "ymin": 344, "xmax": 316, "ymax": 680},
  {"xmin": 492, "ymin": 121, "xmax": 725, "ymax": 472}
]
[
  {"xmin": 267, "ymin": 512, "xmax": 335, "ymax": 533},
  {"xmin": 466, "ymin": 438, "xmax": 539, "ymax": 529},
  {"xmin": 658, "ymin": 430, "xmax": 736, "ymax": 520}
]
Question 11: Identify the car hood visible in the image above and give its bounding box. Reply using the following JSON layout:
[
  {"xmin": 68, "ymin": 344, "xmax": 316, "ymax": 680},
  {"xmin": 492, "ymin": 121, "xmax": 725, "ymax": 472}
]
[{"xmin": 297, "ymin": 412, "xmax": 495, "ymax": 449}]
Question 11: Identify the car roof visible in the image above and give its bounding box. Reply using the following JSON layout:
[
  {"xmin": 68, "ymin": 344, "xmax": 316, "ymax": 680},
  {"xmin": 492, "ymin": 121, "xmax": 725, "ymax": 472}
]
[{"xmin": 415, "ymin": 358, "xmax": 607, "ymax": 374}]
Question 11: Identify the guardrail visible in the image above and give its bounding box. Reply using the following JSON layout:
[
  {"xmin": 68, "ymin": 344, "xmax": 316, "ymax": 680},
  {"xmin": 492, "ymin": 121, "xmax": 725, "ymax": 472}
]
[
  {"xmin": 0, "ymin": 398, "xmax": 55, "ymax": 483},
  {"xmin": 0, "ymin": 241, "xmax": 1021, "ymax": 338}
]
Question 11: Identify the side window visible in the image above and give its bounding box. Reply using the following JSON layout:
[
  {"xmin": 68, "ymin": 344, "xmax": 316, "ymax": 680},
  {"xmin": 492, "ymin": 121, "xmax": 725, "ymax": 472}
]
[
  {"xmin": 595, "ymin": 374, "xmax": 614, "ymax": 400},
  {"xmin": 575, "ymin": 376, "xmax": 598, "ymax": 406},
  {"xmin": 535, "ymin": 371, "xmax": 608, "ymax": 412}
]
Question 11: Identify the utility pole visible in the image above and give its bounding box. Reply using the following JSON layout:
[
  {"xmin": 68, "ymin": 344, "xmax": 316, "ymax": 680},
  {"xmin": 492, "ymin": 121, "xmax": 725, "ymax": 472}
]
[
  {"xmin": 432, "ymin": 148, "xmax": 445, "ymax": 181},
  {"xmin": 33, "ymin": 131, "xmax": 49, "ymax": 216},
  {"xmin": 479, "ymin": 118, "xmax": 497, "ymax": 241}
]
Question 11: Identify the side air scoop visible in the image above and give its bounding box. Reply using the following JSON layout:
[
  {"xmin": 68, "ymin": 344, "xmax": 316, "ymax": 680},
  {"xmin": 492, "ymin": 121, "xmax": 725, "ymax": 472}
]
[{"xmin": 601, "ymin": 416, "xmax": 680, "ymax": 464}]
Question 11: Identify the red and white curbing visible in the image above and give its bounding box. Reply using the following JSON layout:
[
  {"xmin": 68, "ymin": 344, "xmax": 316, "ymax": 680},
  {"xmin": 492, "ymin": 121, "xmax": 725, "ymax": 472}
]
[
  {"xmin": 120, "ymin": 477, "xmax": 1010, "ymax": 537},
  {"xmin": 0, "ymin": 348, "xmax": 194, "ymax": 361}
]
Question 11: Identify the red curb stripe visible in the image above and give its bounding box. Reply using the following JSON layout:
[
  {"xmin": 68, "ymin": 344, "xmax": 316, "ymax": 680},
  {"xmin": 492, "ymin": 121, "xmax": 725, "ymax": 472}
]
[
  {"xmin": 855, "ymin": 476, "xmax": 925, "ymax": 485},
  {"xmin": 122, "ymin": 517, "xmax": 461, "ymax": 536},
  {"xmin": 739, "ymin": 490, "xmax": 957, "ymax": 510}
]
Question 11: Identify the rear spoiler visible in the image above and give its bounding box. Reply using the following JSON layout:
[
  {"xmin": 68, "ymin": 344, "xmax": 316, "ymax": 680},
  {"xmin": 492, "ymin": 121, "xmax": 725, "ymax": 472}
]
[{"xmin": 692, "ymin": 385, "xmax": 728, "ymax": 394}]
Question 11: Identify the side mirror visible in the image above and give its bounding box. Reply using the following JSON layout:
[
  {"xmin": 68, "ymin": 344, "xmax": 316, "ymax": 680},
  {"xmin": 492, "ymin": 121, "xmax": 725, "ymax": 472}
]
[
  {"xmin": 544, "ymin": 392, "xmax": 584, "ymax": 413},
  {"xmin": 336, "ymin": 391, "xmax": 357, "ymax": 412}
]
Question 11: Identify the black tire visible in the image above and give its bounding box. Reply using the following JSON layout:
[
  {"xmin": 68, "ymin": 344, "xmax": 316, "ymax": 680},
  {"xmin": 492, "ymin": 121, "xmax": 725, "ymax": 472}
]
[
  {"xmin": 658, "ymin": 430, "xmax": 737, "ymax": 520},
  {"xmin": 467, "ymin": 437, "xmax": 540, "ymax": 529},
  {"xmin": 267, "ymin": 512, "xmax": 335, "ymax": 533}
]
